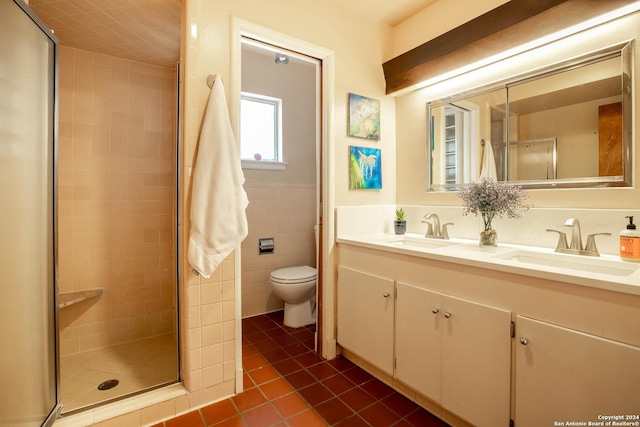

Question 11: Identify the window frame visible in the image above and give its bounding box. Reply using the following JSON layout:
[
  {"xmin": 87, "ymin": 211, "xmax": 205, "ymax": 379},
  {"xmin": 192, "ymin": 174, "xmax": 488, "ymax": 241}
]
[{"xmin": 240, "ymin": 92, "xmax": 287, "ymax": 170}]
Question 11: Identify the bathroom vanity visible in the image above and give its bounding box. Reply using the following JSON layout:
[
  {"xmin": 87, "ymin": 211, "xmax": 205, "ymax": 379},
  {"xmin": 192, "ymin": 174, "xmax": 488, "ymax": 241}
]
[{"xmin": 336, "ymin": 230, "xmax": 640, "ymax": 427}]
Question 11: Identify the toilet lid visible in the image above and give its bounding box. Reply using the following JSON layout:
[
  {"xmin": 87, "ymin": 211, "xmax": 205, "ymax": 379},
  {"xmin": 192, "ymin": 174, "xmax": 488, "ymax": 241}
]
[{"xmin": 271, "ymin": 266, "xmax": 317, "ymax": 283}]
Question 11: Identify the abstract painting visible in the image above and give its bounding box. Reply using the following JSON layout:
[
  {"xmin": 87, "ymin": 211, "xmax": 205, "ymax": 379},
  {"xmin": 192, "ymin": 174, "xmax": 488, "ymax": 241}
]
[
  {"xmin": 348, "ymin": 93, "xmax": 380, "ymax": 140},
  {"xmin": 349, "ymin": 146, "xmax": 382, "ymax": 190}
]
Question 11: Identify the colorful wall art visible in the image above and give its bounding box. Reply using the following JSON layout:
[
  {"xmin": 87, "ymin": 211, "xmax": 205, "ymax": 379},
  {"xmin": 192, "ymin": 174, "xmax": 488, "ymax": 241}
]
[
  {"xmin": 349, "ymin": 146, "xmax": 382, "ymax": 190},
  {"xmin": 348, "ymin": 93, "xmax": 380, "ymax": 140}
]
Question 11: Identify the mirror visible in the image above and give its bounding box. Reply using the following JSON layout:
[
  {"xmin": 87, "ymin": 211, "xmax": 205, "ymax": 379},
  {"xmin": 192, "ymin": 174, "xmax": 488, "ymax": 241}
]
[{"xmin": 427, "ymin": 42, "xmax": 632, "ymax": 190}]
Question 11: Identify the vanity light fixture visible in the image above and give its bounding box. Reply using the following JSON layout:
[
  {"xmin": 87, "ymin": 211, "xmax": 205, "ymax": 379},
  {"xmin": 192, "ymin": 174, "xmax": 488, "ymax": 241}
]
[
  {"xmin": 409, "ymin": 0, "xmax": 640, "ymax": 94},
  {"xmin": 274, "ymin": 53, "xmax": 289, "ymax": 65}
]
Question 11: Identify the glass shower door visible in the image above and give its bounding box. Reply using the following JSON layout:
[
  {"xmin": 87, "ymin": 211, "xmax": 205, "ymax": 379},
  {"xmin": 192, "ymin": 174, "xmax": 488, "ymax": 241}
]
[{"xmin": 0, "ymin": 0, "xmax": 60, "ymax": 426}]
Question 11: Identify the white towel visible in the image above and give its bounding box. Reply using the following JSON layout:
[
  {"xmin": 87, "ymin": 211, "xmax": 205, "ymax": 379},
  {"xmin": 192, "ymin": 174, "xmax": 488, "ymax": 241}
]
[
  {"xmin": 479, "ymin": 140, "xmax": 498, "ymax": 180},
  {"xmin": 188, "ymin": 74, "xmax": 249, "ymax": 278}
]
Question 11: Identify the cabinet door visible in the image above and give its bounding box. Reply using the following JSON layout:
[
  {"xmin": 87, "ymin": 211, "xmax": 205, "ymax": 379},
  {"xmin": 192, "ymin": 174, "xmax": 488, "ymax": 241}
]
[
  {"xmin": 395, "ymin": 282, "xmax": 443, "ymax": 403},
  {"xmin": 442, "ymin": 295, "xmax": 511, "ymax": 427},
  {"xmin": 516, "ymin": 316, "xmax": 640, "ymax": 427},
  {"xmin": 337, "ymin": 266, "xmax": 394, "ymax": 374}
]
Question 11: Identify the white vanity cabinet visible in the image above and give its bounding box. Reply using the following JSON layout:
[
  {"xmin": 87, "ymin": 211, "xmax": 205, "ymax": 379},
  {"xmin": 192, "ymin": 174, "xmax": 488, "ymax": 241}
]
[
  {"xmin": 395, "ymin": 282, "xmax": 511, "ymax": 427},
  {"xmin": 337, "ymin": 266, "xmax": 395, "ymax": 375},
  {"xmin": 515, "ymin": 316, "xmax": 640, "ymax": 427}
]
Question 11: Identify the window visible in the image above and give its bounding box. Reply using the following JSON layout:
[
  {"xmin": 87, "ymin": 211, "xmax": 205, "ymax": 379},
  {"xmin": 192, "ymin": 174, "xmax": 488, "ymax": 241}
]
[{"xmin": 240, "ymin": 92, "xmax": 285, "ymax": 170}]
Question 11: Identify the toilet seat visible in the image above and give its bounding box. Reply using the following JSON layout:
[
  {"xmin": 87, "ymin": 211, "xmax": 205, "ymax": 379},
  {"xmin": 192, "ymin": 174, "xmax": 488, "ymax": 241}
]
[{"xmin": 270, "ymin": 266, "xmax": 317, "ymax": 284}]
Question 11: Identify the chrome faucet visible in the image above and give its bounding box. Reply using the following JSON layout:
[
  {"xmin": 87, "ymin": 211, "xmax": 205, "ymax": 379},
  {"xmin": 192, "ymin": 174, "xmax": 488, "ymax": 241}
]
[
  {"xmin": 546, "ymin": 218, "xmax": 610, "ymax": 257},
  {"xmin": 422, "ymin": 213, "xmax": 453, "ymax": 239}
]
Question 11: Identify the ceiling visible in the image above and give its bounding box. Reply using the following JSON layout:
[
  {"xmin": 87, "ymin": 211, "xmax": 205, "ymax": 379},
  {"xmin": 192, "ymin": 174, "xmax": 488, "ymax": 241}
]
[
  {"xmin": 330, "ymin": 0, "xmax": 439, "ymax": 27},
  {"xmin": 29, "ymin": 0, "xmax": 436, "ymax": 69},
  {"xmin": 30, "ymin": 0, "xmax": 182, "ymax": 68}
]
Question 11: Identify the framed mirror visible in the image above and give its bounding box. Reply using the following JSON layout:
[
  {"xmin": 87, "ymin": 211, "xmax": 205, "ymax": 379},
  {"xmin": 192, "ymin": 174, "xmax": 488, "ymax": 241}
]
[{"xmin": 427, "ymin": 41, "xmax": 633, "ymax": 191}]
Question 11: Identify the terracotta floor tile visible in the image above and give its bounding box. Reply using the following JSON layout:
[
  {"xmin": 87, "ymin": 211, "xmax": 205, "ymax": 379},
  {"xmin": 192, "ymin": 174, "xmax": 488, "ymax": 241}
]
[
  {"xmin": 242, "ymin": 403, "xmax": 282, "ymax": 426},
  {"xmin": 282, "ymin": 342, "xmax": 309, "ymax": 357},
  {"xmin": 244, "ymin": 331, "xmax": 270, "ymax": 344},
  {"xmin": 294, "ymin": 351, "xmax": 323, "ymax": 368},
  {"xmin": 253, "ymin": 338, "xmax": 280, "ymax": 353},
  {"xmin": 392, "ymin": 420, "xmax": 413, "ymax": 427},
  {"xmin": 360, "ymin": 378, "xmax": 395, "ymax": 400},
  {"xmin": 259, "ymin": 378, "xmax": 293, "ymax": 400},
  {"xmin": 284, "ymin": 369, "xmax": 317, "ymax": 390},
  {"xmin": 271, "ymin": 358, "xmax": 303, "ymax": 376},
  {"xmin": 306, "ymin": 362, "xmax": 339, "ymax": 381},
  {"xmin": 276, "ymin": 333, "xmax": 301, "ymax": 347},
  {"xmin": 249, "ymin": 365, "xmax": 280, "ymax": 385},
  {"xmin": 405, "ymin": 408, "xmax": 450, "ymax": 426},
  {"xmin": 297, "ymin": 382, "xmax": 334, "ymax": 406},
  {"xmin": 243, "ymin": 354, "xmax": 269, "ymax": 371},
  {"xmin": 314, "ymin": 397, "xmax": 355, "ymax": 425},
  {"xmin": 232, "ymin": 387, "xmax": 266, "ymax": 412},
  {"xmin": 242, "ymin": 345, "xmax": 258, "ymax": 359},
  {"xmin": 338, "ymin": 387, "xmax": 377, "ymax": 412},
  {"xmin": 359, "ymin": 402, "xmax": 401, "ymax": 427},
  {"xmin": 201, "ymin": 399, "xmax": 238, "ymax": 425},
  {"xmin": 321, "ymin": 373, "xmax": 356, "ymax": 395},
  {"xmin": 382, "ymin": 392, "xmax": 419, "ymax": 417},
  {"xmin": 327, "ymin": 356, "xmax": 354, "ymax": 372},
  {"xmin": 341, "ymin": 366, "xmax": 373, "ymax": 386},
  {"xmin": 261, "ymin": 348, "xmax": 290, "ymax": 364},
  {"xmin": 272, "ymin": 392, "xmax": 310, "ymax": 419},
  {"xmin": 165, "ymin": 410, "xmax": 205, "ymax": 427},
  {"xmin": 211, "ymin": 415, "xmax": 245, "ymax": 427},
  {"xmin": 286, "ymin": 409, "xmax": 328, "ymax": 427},
  {"xmin": 243, "ymin": 372, "xmax": 255, "ymax": 390},
  {"xmin": 334, "ymin": 414, "xmax": 370, "ymax": 427}
]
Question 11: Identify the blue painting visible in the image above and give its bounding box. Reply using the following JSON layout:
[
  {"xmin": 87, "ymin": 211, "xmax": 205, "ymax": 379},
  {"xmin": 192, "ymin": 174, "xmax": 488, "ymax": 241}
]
[{"xmin": 349, "ymin": 146, "xmax": 382, "ymax": 190}]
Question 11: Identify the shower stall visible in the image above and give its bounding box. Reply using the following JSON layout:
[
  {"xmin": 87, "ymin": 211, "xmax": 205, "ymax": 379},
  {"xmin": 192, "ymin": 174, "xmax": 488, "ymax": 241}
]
[{"xmin": 1, "ymin": 0, "xmax": 180, "ymax": 423}]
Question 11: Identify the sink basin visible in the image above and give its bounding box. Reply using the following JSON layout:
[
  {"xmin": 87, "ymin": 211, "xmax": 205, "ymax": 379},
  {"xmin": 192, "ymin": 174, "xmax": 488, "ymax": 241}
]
[
  {"xmin": 493, "ymin": 250, "xmax": 639, "ymax": 277},
  {"xmin": 386, "ymin": 236, "xmax": 457, "ymax": 249}
]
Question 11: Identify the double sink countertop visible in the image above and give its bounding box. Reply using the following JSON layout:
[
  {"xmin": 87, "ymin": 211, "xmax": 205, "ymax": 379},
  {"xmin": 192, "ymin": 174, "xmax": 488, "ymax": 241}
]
[{"xmin": 337, "ymin": 233, "xmax": 640, "ymax": 296}]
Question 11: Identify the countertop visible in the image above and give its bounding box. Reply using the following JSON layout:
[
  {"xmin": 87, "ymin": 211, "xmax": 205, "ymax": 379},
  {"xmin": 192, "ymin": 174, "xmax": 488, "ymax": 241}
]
[{"xmin": 337, "ymin": 233, "xmax": 640, "ymax": 296}]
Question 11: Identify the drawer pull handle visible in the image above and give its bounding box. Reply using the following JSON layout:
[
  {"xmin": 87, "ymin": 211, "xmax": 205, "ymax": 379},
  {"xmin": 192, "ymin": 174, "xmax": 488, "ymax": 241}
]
[
  {"xmin": 520, "ymin": 338, "xmax": 529, "ymax": 345},
  {"xmin": 383, "ymin": 292, "xmax": 390, "ymax": 298},
  {"xmin": 431, "ymin": 308, "xmax": 439, "ymax": 314},
  {"xmin": 443, "ymin": 312, "xmax": 452, "ymax": 318}
]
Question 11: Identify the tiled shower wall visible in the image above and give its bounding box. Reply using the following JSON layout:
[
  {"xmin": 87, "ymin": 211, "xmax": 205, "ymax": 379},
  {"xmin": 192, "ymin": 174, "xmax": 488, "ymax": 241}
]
[
  {"xmin": 57, "ymin": 46, "xmax": 177, "ymax": 356},
  {"xmin": 241, "ymin": 183, "xmax": 317, "ymax": 318}
]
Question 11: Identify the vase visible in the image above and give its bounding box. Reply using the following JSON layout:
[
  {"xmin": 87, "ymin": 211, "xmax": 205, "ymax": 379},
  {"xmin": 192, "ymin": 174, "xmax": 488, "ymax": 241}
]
[
  {"xmin": 394, "ymin": 220, "xmax": 406, "ymax": 235},
  {"xmin": 479, "ymin": 228, "xmax": 497, "ymax": 247}
]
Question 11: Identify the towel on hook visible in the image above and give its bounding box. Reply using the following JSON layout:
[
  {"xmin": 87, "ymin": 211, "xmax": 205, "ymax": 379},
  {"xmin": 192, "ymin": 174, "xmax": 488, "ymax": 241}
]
[
  {"xmin": 479, "ymin": 140, "xmax": 498, "ymax": 180},
  {"xmin": 188, "ymin": 74, "xmax": 249, "ymax": 278}
]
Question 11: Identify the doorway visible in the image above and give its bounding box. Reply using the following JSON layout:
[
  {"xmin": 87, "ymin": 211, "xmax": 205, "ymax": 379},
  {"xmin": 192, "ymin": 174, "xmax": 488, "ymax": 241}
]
[{"xmin": 239, "ymin": 37, "xmax": 324, "ymax": 357}]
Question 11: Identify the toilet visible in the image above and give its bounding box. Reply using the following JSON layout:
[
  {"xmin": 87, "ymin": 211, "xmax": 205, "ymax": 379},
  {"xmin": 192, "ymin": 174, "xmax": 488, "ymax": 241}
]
[{"xmin": 270, "ymin": 265, "xmax": 317, "ymax": 328}]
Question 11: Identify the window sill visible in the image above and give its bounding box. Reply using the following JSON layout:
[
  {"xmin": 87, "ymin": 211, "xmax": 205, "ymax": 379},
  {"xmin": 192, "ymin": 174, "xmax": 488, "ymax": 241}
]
[{"xmin": 241, "ymin": 160, "xmax": 287, "ymax": 171}]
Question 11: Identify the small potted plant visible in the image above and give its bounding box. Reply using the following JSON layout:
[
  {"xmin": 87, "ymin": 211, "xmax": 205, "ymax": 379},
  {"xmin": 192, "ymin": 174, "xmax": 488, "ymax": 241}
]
[{"xmin": 394, "ymin": 208, "xmax": 407, "ymax": 235}]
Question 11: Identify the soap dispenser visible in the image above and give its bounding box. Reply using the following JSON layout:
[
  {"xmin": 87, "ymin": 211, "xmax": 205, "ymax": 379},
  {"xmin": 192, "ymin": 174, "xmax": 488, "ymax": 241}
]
[{"xmin": 620, "ymin": 216, "xmax": 640, "ymax": 262}]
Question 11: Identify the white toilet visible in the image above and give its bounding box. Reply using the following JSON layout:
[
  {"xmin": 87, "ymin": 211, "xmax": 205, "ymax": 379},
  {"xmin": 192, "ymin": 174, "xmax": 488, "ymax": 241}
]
[{"xmin": 270, "ymin": 265, "xmax": 317, "ymax": 328}]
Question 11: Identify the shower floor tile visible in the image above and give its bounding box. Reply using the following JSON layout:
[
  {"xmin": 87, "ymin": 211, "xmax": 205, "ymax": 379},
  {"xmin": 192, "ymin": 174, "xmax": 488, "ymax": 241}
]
[{"xmin": 60, "ymin": 334, "xmax": 178, "ymax": 413}]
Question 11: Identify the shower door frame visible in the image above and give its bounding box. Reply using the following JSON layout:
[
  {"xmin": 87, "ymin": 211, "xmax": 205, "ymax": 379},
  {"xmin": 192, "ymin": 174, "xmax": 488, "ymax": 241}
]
[{"xmin": 3, "ymin": 0, "xmax": 62, "ymax": 425}]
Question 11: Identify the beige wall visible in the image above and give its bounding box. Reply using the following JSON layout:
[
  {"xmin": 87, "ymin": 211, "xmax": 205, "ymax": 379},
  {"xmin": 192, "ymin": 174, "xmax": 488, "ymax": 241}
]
[
  {"xmin": 391, "ymin": 0, "xmax": 509, "ymax": 58},
  {"xmin": 394, "ymin": 6, "xmax": 640, "ymax": 209},
  {"xmin": 57, "ymin": 46, "xmax": 177, "ymax": 356}
]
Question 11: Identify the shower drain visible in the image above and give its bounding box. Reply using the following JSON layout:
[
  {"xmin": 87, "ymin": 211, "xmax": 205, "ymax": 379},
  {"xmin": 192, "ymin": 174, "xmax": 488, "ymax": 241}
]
[{"xmin": 97, "ymin": 379, "xmax": 119, "ymax": 391}]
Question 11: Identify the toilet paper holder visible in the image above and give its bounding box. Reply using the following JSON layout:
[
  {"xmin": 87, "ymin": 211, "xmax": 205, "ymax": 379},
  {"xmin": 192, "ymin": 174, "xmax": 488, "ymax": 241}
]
[{"xmin": 259, "ymin": 238, "xmax": 275, "ymax": 255}]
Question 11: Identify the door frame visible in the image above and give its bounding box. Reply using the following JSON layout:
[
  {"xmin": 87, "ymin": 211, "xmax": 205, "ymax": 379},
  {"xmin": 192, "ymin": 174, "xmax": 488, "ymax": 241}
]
[{"xmin": 230, "ymin": 18, "xmax": 336, "ymax": 392}]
